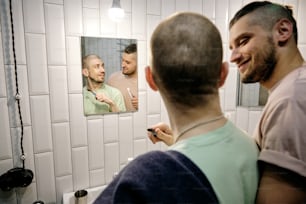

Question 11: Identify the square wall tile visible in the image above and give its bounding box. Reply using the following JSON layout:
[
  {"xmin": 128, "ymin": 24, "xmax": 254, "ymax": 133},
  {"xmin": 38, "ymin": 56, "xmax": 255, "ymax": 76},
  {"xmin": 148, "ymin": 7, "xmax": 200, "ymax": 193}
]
[
  {"xmin": 203, "ymin": 0, "xmax": 215, "ymax": 19},
  {"xmin": 83, "ymin": 0, "xmax": 99, "ymax": 8},
  {"xmin": 215, "ymin": 0, "xmax": 228, "ymax": 19},
  {"xmin": 48, "ymin": 66, "xmax": 69, "ymax": 122},
  {"xmin": 100, "ymin": 0, "xmax": 117, "ymax": 36},
  {"xmin": 66, "ymin": 37, "xmax": 82, "ymax": 93},
  {"xmin": 69, "ymin": 94, "xmax": 88, "ymax": 147},
  {"xmin": 90, "ymin": 168, "xmax": 105, "ymax": 187},
  {"xmin": 44, "ymin": 0, "xmax": 63, "ymax": 4},
  {"xmin": 52, "ymin": 123, "xmax": 72, "ymax": 177},
  {"xmin": 104, "ymin": 143, "xmax": 119, "ymax": 183},
  {"xmin": 228, "ymin": 0, "xmax": 242, "ymax": 20},
  {"xmin": 88, "ymin": 119, "xmax": 104, "ymax": 170},
  {"xmin": 55, "ymin": 175, "xmax": 73, "ymax": 204},
  {"xmin": 132, "ymin": 0, "xmax": 146, "ymax": 40},
  {"xmin": 117, "ymin": 13, "xmax": 132, "ymax": 39},
  {"xmin": 224, "ymin": 67, "xmax": 238, "ymax": 111},
  {"xmin": 103, "ymin": 114, "xmax": 119, "ymax": 143},
  {"xmin": 236, "ymin": 106, "xmax": 249, "ymax": 133},
  {"xmin": 189, "ymin": 0, "xmax": 203, "ymax": 14},
  {"xmin": 25, "ymin": 33, "xmax": 49, "ymax": 95},
  {"xmin": 122, "ymin": 0, "xmax": 132, "ymax": 13},
  {"xmin": 45, "ymin": 4, "xmax": 66, "ymax": 65},
  {"xmin": 72, "ymin": 147, "xmax": 90, "ymax": 190},
  {"xmin": 118, "ymin": 116, "xmax": 133, "ymax": 165},
  {"xmin": 175, "ymin": 0, "xmax": 188, "ymax": 12},
  {"xmin": 248, "ymin": 110, "xmax": 262, "ymax": 136},
  {"xmin": 30, "ymin": 95, "xmax": 53, "ymax": 153},
  {"xmin": 297, "ymin": 0, "xmax": 306, "ymax": 43},
  {"xmin": 161, "ymin": 0, "xmax": 175, "ymax": 19},
  {"xmin": 23, "ymin": 0, "xmax": 45, "ymax": 33},
  {"xmin": 0, "ymin": 98, "xmax": 12, "ymax": 160},
  {"xmin": 133, "ymin": 138, "xmax": 147, "ymax": 157},
  {"xmin": 83, "ymin": 8, "xmax": 100, "ymax": 36},
  {"xmin": 64, "ymin": 0, "xmax": 83, "ymax": 35},
  {"xmin": 35, "ymin": 152, "xmax": 56, "ymax": 203},
  {"xmin": 147, "ymin": 88, "xmax": 161, "ymax": 115},
  {"xmin": 147, "ymin": 0, "xmax": 161, "ymax": 15},
  {"xmin": 133, "ymin": 92, "xmax": 147, "ymax": 139}
]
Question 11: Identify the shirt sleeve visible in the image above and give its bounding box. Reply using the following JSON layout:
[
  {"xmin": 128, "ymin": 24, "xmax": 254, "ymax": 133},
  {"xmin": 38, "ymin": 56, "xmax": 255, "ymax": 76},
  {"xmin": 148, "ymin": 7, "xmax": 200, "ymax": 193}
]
[{"xmin": 259, "ymin": 98, "xmax": 306, "ymax": 177}]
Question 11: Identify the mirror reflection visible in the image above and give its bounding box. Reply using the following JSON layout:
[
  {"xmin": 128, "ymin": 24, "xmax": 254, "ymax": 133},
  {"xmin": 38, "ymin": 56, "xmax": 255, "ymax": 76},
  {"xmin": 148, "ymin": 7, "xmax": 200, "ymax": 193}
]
[
  {"xmin": 81, "ymin": 36, "xmax": 138, "ymax": 115},
  {"xmin": 237, "ymin": 80, "xmax": 268, "ymax": 107}
]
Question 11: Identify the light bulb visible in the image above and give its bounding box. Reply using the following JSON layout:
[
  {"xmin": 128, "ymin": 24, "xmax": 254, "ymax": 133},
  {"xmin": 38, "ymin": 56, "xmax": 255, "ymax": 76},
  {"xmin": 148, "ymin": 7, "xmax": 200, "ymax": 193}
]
[{"xmin": 108, "ymin": 0, "xmax": 125, "ymax": 22}]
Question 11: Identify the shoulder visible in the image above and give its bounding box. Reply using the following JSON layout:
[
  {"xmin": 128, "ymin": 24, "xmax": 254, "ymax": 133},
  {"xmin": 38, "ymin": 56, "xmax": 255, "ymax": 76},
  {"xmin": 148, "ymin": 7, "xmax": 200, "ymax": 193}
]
[
  {"xmin": 103, "ymin": 84, "xmax": 122, "ymax": 94},
  {"xmin": 108, "ymin": 71, "xmax": 123, "ymax": 81},
  {"xmin": 94, "ymin": 150, "xmax": 219, "ymax": 204}
]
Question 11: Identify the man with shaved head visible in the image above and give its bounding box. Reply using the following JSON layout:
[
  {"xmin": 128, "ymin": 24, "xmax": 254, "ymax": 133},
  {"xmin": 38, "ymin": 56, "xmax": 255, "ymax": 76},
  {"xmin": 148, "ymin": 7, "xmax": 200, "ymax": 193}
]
[{"xmin": 94, "ymin": 12, "xmax": 259, "ymax": 204}]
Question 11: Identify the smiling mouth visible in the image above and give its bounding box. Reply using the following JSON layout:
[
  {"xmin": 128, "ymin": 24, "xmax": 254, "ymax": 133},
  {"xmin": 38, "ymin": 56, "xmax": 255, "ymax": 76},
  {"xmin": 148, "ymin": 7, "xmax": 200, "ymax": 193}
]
[{"xmin": 238, "ymin": 59, "xmax": 250, "ymax": 72}]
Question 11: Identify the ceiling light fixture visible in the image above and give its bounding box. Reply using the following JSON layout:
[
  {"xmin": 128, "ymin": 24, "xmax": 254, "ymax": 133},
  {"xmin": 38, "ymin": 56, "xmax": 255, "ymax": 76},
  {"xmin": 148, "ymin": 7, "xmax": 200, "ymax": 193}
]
[{"xmin": 108, "ymin": 0, "xmax": 125, "ymax": 22}]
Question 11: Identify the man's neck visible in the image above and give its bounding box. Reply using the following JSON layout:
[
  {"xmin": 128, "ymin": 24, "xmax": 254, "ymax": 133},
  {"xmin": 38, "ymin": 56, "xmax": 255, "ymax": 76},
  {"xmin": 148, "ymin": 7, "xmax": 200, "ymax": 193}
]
[
  {"xmin": 124, "ymin": 72, "xmax": 137, "ymax": 79},
  {"xmin": 261, "ymin": 49, "xmax": 304, "ymax": 90},
  {"xmin": 87, "ymin": 82, "xmax": 103, "ymax": 91}
]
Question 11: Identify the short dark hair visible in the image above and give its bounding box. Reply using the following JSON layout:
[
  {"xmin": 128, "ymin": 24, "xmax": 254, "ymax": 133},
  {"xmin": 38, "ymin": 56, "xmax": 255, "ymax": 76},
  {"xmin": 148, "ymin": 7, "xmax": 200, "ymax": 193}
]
[
  {"xmin": 124, "ymin": 43, "xmax": 137, "ymax": 54},
  {"xmin": 151, "ymin": 12, "xmax": 223, "ymax": 108},
  {"xmin": 229, "ymin": 1, "xmax": 298, "ymax": 43}
]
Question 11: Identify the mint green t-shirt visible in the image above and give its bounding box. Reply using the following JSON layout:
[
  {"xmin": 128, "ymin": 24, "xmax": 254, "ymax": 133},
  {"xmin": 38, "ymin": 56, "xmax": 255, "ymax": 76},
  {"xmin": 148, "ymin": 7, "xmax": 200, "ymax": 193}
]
[
  {"xmin": 169, "ymin": 121, "xmax": 259, "ymax": 204},
  {"xmin": 83, "ymin": 84, "xmax": 126, "ymax": 115}
]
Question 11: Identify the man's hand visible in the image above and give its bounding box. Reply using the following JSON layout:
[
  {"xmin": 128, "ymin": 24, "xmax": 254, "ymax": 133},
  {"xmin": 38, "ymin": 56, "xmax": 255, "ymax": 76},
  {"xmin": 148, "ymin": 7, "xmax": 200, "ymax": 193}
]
[
  {"xmin": 147, "ymin": 123, "xmax": 174, "ymax": 146},
  {"xmin": 95, "ymin": 92, "xmax": 119, "ymax": 112},
  {"xmin": 131, "ymin": 96, "xmax": 138, "ymax": 110}
]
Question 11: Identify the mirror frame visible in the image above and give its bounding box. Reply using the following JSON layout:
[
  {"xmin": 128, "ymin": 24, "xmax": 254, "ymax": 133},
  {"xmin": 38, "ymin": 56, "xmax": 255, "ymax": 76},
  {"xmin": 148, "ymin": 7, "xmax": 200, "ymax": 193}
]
[{"xmin": 81, "ymin": 36, "xmax": 138, "ymax": 115}]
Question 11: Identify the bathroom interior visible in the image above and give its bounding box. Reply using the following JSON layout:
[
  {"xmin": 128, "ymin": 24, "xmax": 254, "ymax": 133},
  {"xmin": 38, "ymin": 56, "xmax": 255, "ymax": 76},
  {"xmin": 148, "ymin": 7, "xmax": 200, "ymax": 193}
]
[{"xmin": 0, "ymin": 0, "xmax": 305, "ymax": 203}]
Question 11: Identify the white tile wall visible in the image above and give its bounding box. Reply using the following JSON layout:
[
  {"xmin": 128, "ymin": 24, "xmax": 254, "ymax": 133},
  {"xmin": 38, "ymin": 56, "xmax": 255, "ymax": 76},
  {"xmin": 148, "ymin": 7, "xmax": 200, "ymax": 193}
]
[
  {"xmin": 23, "ymin": 0, "xmax": 45, "ymax": 34},
  {"xmin": 0, "ymin": 98, "xmax": 12, "ymax": 160},
  {"xmin": 25, "ymin": 34, "xmax": 49, "ymax": 95},
  {"xmin": 0, "ymin": 0, "xmax": 305, "ymax": 203},
  {"xmin": 64, "ymin": 0, "xmax": 83, "ymax": 36}
]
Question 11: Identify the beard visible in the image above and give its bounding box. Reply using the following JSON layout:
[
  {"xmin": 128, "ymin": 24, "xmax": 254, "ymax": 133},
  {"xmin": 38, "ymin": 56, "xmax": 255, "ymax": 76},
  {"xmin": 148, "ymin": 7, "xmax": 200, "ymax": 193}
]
[
  {"xmin": 242, "ymin": 38, "xmax": 277, "ymax": 84},
  {"xmin": 87, "ymin": 75, "xmax": 104, "ymax": 90}
]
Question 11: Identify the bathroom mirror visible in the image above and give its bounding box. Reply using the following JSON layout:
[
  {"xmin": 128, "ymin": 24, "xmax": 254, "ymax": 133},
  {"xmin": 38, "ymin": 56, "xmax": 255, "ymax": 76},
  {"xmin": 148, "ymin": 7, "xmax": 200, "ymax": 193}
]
[
  {"xmin": 81, "ymin": 36, "xmax": 138, "ymax": 116},
  {"xmin": 237, "ymin": 79, "xmax": 268, "ymax": 107}
]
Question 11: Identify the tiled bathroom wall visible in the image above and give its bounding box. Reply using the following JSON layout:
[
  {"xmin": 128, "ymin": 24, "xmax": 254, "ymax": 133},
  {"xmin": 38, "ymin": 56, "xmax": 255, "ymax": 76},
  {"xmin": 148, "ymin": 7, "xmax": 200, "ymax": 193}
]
[{"xmin": 0, "ymin": 0, "xmax": 305, "ymax": 203}]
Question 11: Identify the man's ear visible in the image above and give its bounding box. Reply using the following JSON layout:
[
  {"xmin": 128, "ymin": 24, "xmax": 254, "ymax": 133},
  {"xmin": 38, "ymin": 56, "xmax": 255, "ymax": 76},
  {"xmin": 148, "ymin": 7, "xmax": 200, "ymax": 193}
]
[
  {"xmin": 82, "ymin": 68, "xmax": 89, "ymax": 77},
  {"xmin": 275, "ymin": 18, "xmax": 293, "ymax": 45},
  {"xmin": 145, "ymin": 66, "xmax": 158, "ymax": 91},
  {"xmin": 218, "ymin": 62, "xmax": 229, "ymax": 88}
]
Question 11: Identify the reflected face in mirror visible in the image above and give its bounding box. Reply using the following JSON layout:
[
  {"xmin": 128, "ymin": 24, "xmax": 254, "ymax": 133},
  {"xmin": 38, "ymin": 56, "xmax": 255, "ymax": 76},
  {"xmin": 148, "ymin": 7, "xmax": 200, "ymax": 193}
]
[
  {"xmin": 121, "ymin": 44, "xmax": 137, "ymax": 76},
  {"xmin": 82, "ymin": 55, "xmax": 106, "ymax": 86},
  {"xmin": 81, "ymin": 37, "xmax": 138, "ymax": 116},
  {"xmin": 108, "ymin": 43, "xmax": 138, "ymax": 112}
]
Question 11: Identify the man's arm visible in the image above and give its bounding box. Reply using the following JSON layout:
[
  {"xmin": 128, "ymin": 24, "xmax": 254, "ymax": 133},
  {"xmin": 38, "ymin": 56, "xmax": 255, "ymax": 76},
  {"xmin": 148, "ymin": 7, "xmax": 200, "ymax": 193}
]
[{"xmin": 256, "ymin": 163, "xmax": 306, "ymax": 204}]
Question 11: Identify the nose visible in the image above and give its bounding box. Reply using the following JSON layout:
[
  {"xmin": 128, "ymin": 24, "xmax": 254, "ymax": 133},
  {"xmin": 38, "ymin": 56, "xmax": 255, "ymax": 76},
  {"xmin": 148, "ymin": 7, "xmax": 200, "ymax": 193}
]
[
  {"xmin": 99, "ymin": 65, "xmax": 105, "ymax": 73},
  {"xmin": 121, "ymin": 61, "xmax": 126, "ymax": 68},
  {"xmin": 230, "ymin": 49, "xmax": 241, "ymax": 64}
]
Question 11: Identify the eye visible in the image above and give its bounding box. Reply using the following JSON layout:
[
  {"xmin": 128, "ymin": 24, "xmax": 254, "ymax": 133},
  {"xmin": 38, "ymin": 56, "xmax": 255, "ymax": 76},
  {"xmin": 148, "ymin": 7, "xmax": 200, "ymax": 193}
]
[{"xmin": 238, "ymin": 37, "xmax": 249, "ymax": 47}]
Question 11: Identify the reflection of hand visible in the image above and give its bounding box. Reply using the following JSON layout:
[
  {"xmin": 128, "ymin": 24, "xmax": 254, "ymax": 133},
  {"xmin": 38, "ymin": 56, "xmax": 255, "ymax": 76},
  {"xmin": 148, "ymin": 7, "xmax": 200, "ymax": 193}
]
[
  {"xmin": 95, "ymin": 92, "xmax": 110, "ymax": 103},
  {"xmin": 147, "ymin": 122, "xmax": 174, "ymax": 146},
  {"xmin": 131, "ymin": 96, "xmax": 138, "ymax": 110},
  {"xmin": 95, "ymin": 92, "xmax": 119, "ymax": 112}
]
